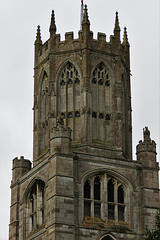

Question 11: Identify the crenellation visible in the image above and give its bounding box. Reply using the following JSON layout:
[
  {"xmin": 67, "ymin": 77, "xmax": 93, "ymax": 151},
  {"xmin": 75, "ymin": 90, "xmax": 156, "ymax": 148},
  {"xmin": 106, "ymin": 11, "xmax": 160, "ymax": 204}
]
[
  {"xmin": 97, "ymin": 32, "xmax": 106, "ymax": 42},
  {"xmin": 65, "ymin": 32, "xmax": 74, "ymax": 42}
]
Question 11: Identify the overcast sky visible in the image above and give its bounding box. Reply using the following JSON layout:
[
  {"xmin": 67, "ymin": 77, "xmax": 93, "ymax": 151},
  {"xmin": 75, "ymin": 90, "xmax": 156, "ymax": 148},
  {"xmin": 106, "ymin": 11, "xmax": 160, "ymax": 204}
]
[{"xmin": 0, "ymin": 0, "xmax": 159, "ymax": 239}]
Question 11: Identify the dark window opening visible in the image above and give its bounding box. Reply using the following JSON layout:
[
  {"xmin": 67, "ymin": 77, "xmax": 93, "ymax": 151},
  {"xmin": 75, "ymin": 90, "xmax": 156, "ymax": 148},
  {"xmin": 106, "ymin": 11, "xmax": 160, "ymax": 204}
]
[
  {"xmin": 105, "ymin": 80, "xmax": 110, "ymax": 86},
  {"xmin": 118, "ymin": 185, "xmax": 124, "ymax": 203},
  {"xmin": 94, "ymin": 203, "xmax": 101, "ymax": 218},
  {"xmin": 108, "ymin": 179, "xmax": 114, "ymax": 202},
  {"xmin": 99, "ymin": 64, "xmax": 103, "ymax": 71},
  {"xmin": 108, "ymin": 204, "xmax": 115, "ymax": 220},
  {"xmin": 98, "ymin": 71, "xmax": 100, "ymax": 78},
  {"xmin": 107, "ymin": 73, "xmax": 109, "ymax": 79},
  {"xmin": 70, "ymin": 71, "xmax": 73, "ymax": 78},
  {"xmin": 94, "ymin": 177, "xmax": 101, "ymax": 200},
  {"xmin": 67, "ymin": 112, "xmax": 73, "ymax": 118},
  {"xmin": 67, "ymin": 62, "xmax": 72, "ymax": 70},
  {"xmin": 60, "ymin": 80, "xmax": 65, "ymax": 86},
  {"xmin": 84, "ymin": 201, "xmax": 91, "ymax": 216},
  {"xmin": 92, "ymin": 78, "xmax": 96, "ymax": 84},
  {"xmin": 106, "ymin": 114, "xmax": 110, "ymax": 120},
  {"xmin": 99, "ymin": 113, "xmax": 104, "ymax": 119},
  {"xmin": 84, "ymin": 180, "xmax": 90, "ymax": 199},
  {"xmin": 68, "ymin": 78, "xmax": 73, "ymax": 84},
  {"xmin": 92, "ymin": 112, "xmax": 97, "ymax": 118},
  {"xmin": 75, "ymin": 111, "xmax": 80, "ymax": 117},
  {"xmin": 102, "ymin": 236, "xmax": 113, "ymax": 240},
  {"xmin": 98, "ymin": 79, "xmax": 103, "ymax": 85},
  {"xmin": 67, "ymin": 71, "xmax": 69, "ymax": 78},
  {"xmin": 75, "ymin": 77, "xmax": 80, "ymax": 83},
  {"xmin": 118, "ymin": 206, "xmax": 125, "ymax": 221}
]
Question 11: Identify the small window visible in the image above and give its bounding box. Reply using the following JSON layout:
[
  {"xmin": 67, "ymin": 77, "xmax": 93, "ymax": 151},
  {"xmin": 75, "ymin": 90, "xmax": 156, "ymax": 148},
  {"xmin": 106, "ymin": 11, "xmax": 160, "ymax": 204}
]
[
  {"xmin": 67, "ymin": 112, "xmax": 73, "ymax": 118},
  {"xmin": 75, "ymin": 111, "xmax": 80, "ymax": 117},
  {"xmin": 92, "ymin": 112, "xmax": 97, "ymax": 118},
  {"xmin": 99, "ymin": 113, "xmax": 104, "ymax": 119}
]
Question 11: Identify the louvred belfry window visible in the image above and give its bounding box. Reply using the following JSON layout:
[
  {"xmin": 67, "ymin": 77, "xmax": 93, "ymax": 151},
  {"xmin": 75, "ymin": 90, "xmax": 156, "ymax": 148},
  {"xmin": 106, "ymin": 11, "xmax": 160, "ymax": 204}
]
[
  {"xmin": 58, "ymin": 61, "xmax": 81, "ymax": 140},
  {"xmin": 91, "ymin": 62, "xmax": 112, "ymax": 142}
]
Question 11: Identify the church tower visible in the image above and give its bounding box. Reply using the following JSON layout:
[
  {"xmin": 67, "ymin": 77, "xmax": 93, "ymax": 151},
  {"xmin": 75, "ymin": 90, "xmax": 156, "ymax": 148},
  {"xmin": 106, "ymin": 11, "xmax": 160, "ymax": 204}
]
[{"xmin": 9, "ymin": 5, "xmax": 159, "ymax": 240}]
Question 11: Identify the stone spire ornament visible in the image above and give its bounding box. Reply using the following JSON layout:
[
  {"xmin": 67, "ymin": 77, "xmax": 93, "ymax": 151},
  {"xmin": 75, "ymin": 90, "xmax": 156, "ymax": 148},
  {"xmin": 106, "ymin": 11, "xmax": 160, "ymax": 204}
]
[
  {"xmin": 35, "ymin": 25, "xmax": 42, "ymax": 44},
  {"xmin": 49, "ymin": 10, "xmax": 56, "ymax": 33},
  {"xmin": 82, "ymin": 4, "xmax": 90, "ymax": 25},
  {"xmin": 122, "ymin": 27, "xmax": 129, "ymax": 46},
  {"xmin": 114, "ymin": 11, "xmax": 120, "ymax": 41}
]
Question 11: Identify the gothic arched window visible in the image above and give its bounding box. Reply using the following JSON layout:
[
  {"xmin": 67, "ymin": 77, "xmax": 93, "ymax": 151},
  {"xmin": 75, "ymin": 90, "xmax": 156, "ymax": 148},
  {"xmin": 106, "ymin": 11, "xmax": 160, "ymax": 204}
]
[
  {"xmin": 39, "ymin": 71, "xmax": 48, "ymax": 153},
  {"xmin": 91, "ymin": 62, "xmax": 112, "ymax": 142},
  {"xmin": 83, "ymin": 174, "xmax": 126, "ymax": 222},
  {"xmin": 26, "ymin": 180, "xmax": 45, "ymax": 237},
  {"xmin": 58, "ymin": 61, "xmax": 81, "ymax": 140}
]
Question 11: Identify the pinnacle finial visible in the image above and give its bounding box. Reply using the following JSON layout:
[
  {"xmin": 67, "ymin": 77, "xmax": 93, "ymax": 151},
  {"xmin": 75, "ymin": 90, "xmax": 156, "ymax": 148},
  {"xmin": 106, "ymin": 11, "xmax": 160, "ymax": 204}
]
[
  {"xmin": 49, "ymin": 10, "xmax": 56, "ymax": 33},
  {"xmin": 82, "ymin": 4, "xmax": 90, "ymax": 25},
  {"xmin": 122, "ymin": 27, "xmax": 129, "ymax": 46},
  {"xmin": 35, "ymin": 25, "xmax": 42, "ymax": 44},
  {"xmin": 143, "ymin": 127, "xmax": 151, "ymax": 142},
  {"xmin": 114, "ymin": 11, "xmax": 120, "ymax": 31}
]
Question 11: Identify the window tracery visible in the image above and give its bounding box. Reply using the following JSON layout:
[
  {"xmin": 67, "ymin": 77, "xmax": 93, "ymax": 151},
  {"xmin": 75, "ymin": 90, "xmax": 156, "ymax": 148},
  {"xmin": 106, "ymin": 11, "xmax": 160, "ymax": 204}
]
[
  {"xmin": 83, "ymin": 174, "xmax": 126, "ymax": 222},
  {"xmin": 58, "ymin": 61, "xmax": 81, "ymax": 140},
  {"xmin": 91, "ymin": 62, "xmax": 112, "ymax": 142},
  {"xmin": 92, "ymin": 63, "xmax": 110, "ymax": 87},
  {"xmin": 26, "ymin": 180, "xmax": 45, "ymax": 237}
]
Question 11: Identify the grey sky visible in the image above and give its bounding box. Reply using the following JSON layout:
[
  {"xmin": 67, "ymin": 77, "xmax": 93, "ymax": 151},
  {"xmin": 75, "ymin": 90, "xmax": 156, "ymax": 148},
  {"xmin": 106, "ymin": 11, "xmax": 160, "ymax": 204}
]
[{"xmin": 0, "ymin": 0, "xmax": 159, "ymax": 239}]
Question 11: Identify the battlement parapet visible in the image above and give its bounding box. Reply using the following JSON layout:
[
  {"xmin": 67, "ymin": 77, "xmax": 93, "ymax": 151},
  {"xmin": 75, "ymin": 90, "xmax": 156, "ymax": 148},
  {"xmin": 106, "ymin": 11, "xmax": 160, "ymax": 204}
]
[
  {"xmin": 35, "ymin": 30, "xmax": 127, "ymax": 62},
  {"xmin": 12, "ymin": 156, "xmax": 31, "ymax": 182}
]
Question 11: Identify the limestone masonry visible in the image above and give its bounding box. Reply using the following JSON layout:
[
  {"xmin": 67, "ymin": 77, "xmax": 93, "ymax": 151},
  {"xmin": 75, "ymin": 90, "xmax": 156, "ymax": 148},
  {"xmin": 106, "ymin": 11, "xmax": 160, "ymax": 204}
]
[{"xmin": 9, "ymin": 5, "xmax": 159, "ymax": 240}]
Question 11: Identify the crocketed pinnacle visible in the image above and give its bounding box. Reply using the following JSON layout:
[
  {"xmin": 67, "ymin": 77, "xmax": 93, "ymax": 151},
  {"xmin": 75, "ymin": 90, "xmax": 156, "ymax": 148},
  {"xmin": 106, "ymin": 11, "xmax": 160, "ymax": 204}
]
[
  {"xmin": 35, "ymin": 25, "xmax": 42, "ymax": 44},
  {"xmin": 114, "ymin": 11, "xmax": 120, "ymax": 31},
  {"xmin": 82, "ymin": 4, "xmax": 90, "ymax": 25},
  {"xmin": 49, "ymin": 10, "xmax": 56, "ymax": 33},
  {"xmin": 122, "ymin": 27, "xmax": 129, "ymax": 46}
]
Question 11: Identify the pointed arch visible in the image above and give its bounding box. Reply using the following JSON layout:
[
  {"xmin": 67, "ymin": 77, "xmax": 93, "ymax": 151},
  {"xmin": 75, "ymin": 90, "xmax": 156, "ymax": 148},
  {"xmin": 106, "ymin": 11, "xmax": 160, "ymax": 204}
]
[
  {"xmin": 91, "ymin": 61, "xmax": 114, "ymax": 143},
  {"xmin": 99, "ymin": 233, "xmax": 117, "ymax": 240},
  {"xmin": 37, "ymin": 69, "xmax": 49, "ymax": 154},
  {"xmin": 81, "ymin": 168, "xmax": 133, "ymax": 226},
  {"xmin": 23, "ymin": 178, "xmax": 46, "ymax": 237},
  {"xmin": 56, "ymin": 60, "xmax": 82, "ymax": 141}
]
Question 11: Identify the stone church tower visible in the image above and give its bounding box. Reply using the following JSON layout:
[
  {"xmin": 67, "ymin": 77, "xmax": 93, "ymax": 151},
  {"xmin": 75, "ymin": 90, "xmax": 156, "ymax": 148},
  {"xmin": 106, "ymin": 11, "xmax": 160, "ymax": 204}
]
[{"xmin": 9, "ymin": 5, "xmax": 159, "ymax": 240}]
